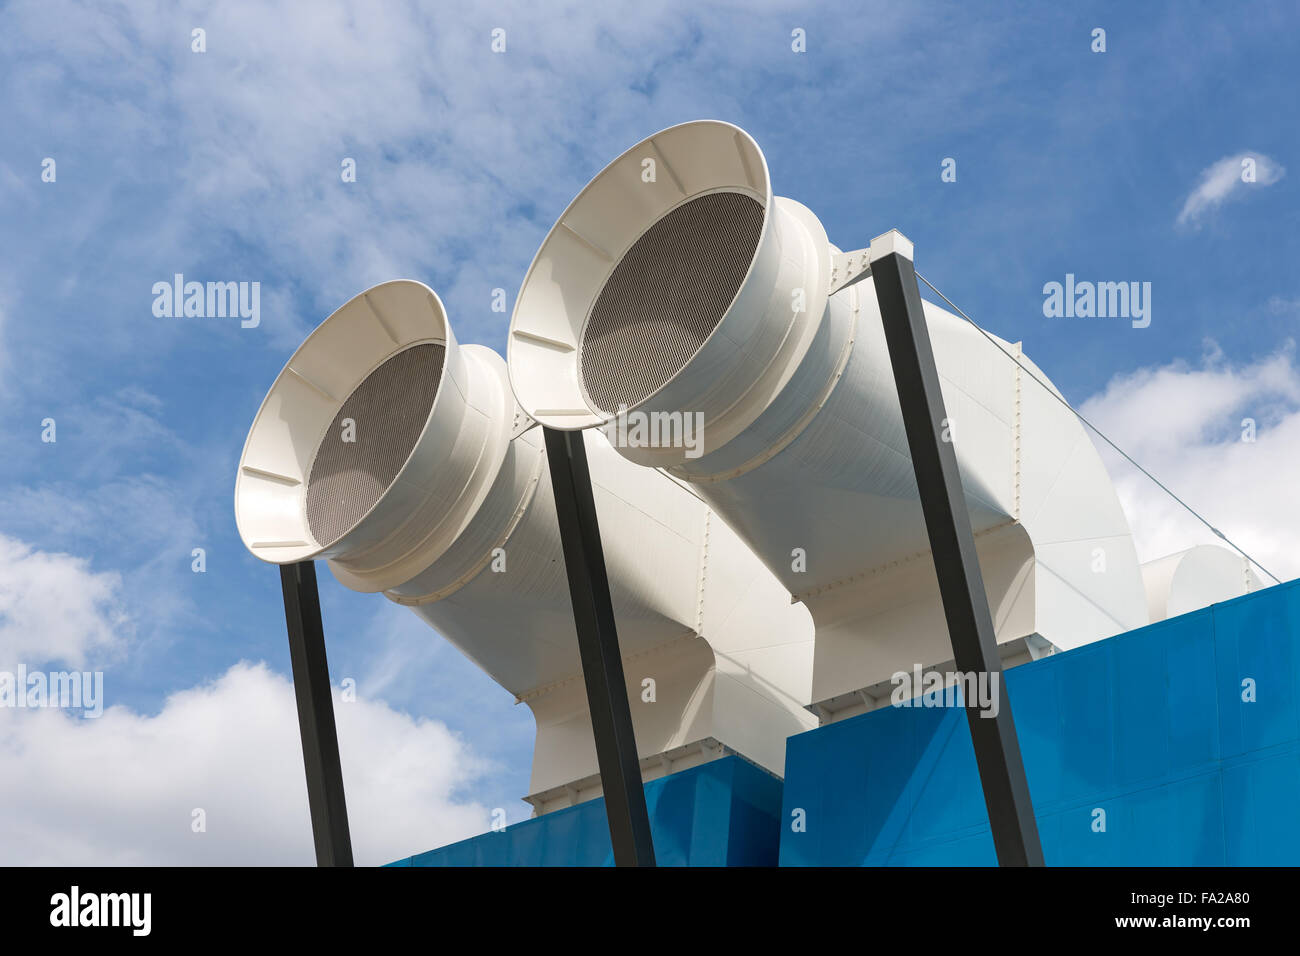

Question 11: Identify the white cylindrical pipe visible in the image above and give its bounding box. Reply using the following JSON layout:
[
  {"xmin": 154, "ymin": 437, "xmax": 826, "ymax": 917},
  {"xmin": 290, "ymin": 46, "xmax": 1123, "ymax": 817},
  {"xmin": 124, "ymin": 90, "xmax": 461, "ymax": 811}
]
[
  {"xmin": 507, "ymin": 121, "xmax": 1152, "ymax": 720},
  {"xmin": 235, "ymin": 279, "xmax": 815, "ymax": 808},
  {"xmin": 1141, "ymin": 545, "xmax": 1260, "ymax": 623}
]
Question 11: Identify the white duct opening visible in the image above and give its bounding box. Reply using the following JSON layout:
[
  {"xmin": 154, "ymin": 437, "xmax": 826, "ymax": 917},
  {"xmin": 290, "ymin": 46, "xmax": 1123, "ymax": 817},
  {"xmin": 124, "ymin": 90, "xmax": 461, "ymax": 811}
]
[
  {"xmin": 509, "ymin": 121, "xmax": 831, "ymax": 461},
  {"xmin": 235, "ymin": 280, "xmax": 511, "ymax": 593},
  {"xmin": 507, "ymin": 120, "xmax": 1153, "ymax": 717},
  {"xmin": 235, "ymin": 279, "xmax": 816, "ymax": 810}
]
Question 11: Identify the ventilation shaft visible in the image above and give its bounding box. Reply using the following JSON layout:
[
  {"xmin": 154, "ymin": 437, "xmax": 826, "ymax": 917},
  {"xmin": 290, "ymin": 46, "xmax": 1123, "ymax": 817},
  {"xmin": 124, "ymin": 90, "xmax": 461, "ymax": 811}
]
[
  {"xmin": 507, "ymin": 120, "xmax": 1156, "ymax": 723},
  {"xmin": 234, "ymin": 279, "xmax": 815, "ymax": 813}
]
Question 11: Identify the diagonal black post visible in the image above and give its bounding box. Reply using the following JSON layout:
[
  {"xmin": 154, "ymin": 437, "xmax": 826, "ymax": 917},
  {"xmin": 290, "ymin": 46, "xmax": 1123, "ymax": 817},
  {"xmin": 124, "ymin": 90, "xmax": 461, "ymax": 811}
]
[
  {"xmin": 279, "ymin": 560, "xmax": 354, "ymax": 867},
  {"xmin": 543, "ymin": 426, "xmax": 656, "ymax": 867},
  {"xmin": 869, "ymin": 234, "xmax": 1045, "ymax": 867}
]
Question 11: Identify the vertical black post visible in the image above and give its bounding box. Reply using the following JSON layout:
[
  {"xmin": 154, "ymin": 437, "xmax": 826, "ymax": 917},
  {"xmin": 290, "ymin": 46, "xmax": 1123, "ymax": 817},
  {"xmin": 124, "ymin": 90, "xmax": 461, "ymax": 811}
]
[
  {"xmin": 543, "ymin": 426, "xmax": 656, "ymax": 867},
  {"xmin": 870, "ymin": 240, "xmax": 1045, "ymax": 867},
  {"xmin": 279, "ymin": 560, "xmax": 354, "ymax": 867}
]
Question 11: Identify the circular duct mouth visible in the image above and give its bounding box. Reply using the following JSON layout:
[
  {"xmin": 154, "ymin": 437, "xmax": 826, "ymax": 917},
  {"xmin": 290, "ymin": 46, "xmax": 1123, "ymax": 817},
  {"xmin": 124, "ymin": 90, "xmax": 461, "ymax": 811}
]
[
  {"xmin": 507, "ymin": 120, "xmax": 772, "ymax": 430},
  {"xmin": 304, "ymin": 343, "xmax": 446, "ymax": 547},
  {"xmin": 579, "ymin": 191, "xmax": 765, "ymax": 414},
  {"xmin": 235, "ymin": 279, "xmax": 453, "ymax": 565}
]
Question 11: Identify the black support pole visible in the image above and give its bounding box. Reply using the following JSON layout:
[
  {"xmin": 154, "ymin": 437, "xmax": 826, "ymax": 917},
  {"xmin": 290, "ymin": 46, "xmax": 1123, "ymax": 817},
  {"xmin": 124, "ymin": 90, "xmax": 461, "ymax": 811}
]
[
  {"xmin": 279, "ymin": 560, "xmax": 354, "ymax": 867},
  {"xmin": 870, "ymin": 241, "xmax": 1045, "ymax": 867},
  {"xmin": 543, "ymin": 426, "xmax": 656, "ymax": 867}
]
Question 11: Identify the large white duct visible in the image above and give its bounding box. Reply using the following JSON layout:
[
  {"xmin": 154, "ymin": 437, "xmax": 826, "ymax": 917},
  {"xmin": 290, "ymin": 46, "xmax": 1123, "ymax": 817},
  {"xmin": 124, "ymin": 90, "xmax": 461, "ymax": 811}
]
[
  {"xmin": 507, "ymin": 120, "xmax": 1151, "ymax": 723},
  {"xmin": 1141, "ymin": 545, "xmax": 1260, "ymax": 623},
  {"xmin": 234, "ymin": 279, "xmax": 815, "ymax": 812}
]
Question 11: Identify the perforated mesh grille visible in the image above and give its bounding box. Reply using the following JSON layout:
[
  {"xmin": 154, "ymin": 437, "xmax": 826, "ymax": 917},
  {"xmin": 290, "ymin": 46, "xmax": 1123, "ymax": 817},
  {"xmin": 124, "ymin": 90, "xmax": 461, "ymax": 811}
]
[
  {"xmin": 304, "ymin": 343, "xmax": 446, "ymax": 547},
  {"xmin": 579, "ymin": 191, "xmax": 764, "ymax": 413}
]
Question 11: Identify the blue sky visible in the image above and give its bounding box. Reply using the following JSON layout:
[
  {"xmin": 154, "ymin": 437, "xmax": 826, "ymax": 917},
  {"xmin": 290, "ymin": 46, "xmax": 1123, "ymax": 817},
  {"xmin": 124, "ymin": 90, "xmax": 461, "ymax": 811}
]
[{"xmin": 1, "ymin": 0, "xmax": 1297, "ymax": 864}]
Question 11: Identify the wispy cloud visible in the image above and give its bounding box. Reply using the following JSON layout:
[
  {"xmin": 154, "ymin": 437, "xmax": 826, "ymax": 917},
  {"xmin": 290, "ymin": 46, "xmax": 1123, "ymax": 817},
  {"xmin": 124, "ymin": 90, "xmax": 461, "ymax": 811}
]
[{"xmin": 1176, "ymin": 151, "xmax": 1286, "ymax": 230}]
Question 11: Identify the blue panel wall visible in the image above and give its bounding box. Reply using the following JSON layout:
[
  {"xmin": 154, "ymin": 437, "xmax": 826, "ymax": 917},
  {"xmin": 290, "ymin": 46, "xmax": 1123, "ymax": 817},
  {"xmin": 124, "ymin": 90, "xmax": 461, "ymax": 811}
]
[
  {"xmin": 389, "ymin": 755, "xmax": 783, "ymax": 867},
  {"xmin": 779, "ymin": 580, "xmax": 1300, "ymax": 866}
]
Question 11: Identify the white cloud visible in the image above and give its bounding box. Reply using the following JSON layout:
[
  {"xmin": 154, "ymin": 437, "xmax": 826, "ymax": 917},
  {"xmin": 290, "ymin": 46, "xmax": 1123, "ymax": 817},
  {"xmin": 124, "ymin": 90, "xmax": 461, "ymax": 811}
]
[
  {"xmin": 0, "ymin": 533, "xmax": 127, "ymax": 667},
  {"xmin": 0, "ymin": 476, "xmax": 211, "ymax": 657},
  {"xmin": 1176, "ymin": 151, "xmax": 1286, "ymax": 229},
  {"xmin": 0, "ymin": 528, "xmax": 501, "ymax": 864},
  {"xmin": 1079, "ymin": 342, "xmax": 1300, "ymax": 583},
  {"xmin": 0, "ymin": 661, "xmax": 493, "ymax": 865}
]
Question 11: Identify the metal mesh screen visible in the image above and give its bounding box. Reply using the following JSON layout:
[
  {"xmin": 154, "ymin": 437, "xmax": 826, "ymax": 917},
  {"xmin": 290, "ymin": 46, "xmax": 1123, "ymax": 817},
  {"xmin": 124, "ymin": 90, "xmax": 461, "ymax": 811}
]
[
  {"xmin": 579, "ymin": 191, "xmax": 764, "ymax": 413},
  {"xmin": 305, "ymin": 343, "xmax": 446, "ymax": 547}
]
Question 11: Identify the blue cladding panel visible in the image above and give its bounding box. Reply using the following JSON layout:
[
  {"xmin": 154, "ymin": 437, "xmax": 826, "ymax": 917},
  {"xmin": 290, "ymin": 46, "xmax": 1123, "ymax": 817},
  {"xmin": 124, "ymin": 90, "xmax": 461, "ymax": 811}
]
[
  {"xmin": 387, "ymin": 582, "xmax": 1299, "ymax": 867},
  {"xmin": 780, "ymin": 580, "xmax": 1300, "ymax": 866},
  {"xmin": 1221, "ymin": 749, "xmax": 1300, "ymax": 865},
  {"xmin": 1214, "ymin": 583, "xmax": 1300, "ymax": 756},
  {"xmin": 389, "ymin": 755, "xmax": 782, "ymax": 867}
]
